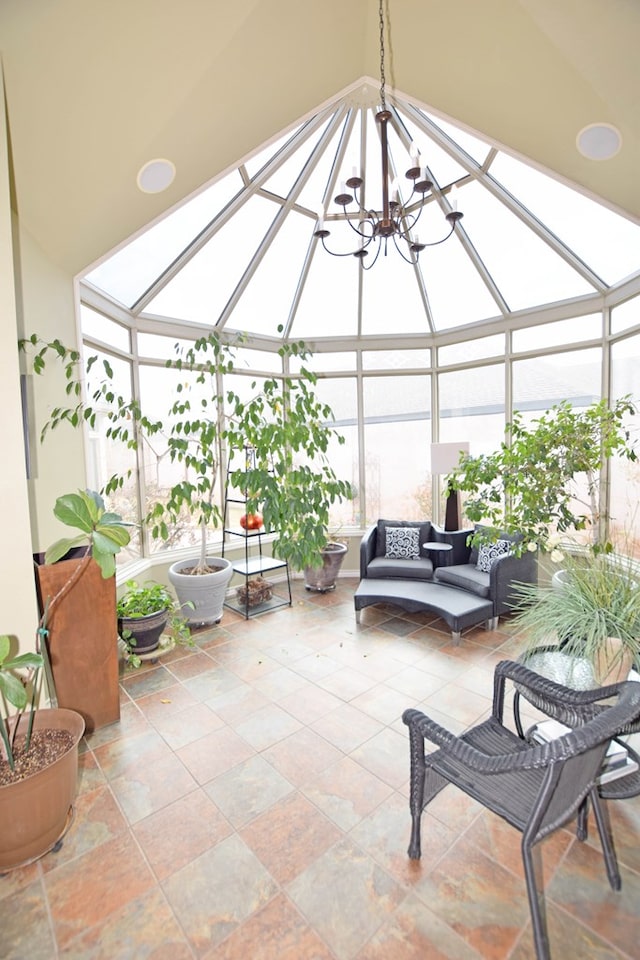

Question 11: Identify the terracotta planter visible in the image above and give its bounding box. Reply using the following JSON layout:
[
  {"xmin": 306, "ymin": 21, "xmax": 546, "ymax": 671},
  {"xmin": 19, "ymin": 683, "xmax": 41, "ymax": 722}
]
[
  {"xmin": 594, "ymin": 637, "xmax": 635, "ymax": 686},
  {"xmin": 118, "ymin": 608, "xmax": 169, "ymax": 655},
  {"xmin": 168, "ymin": 557, "xmax": 234, "ymax": 625},
  {"xmin": 0, "ymin": 708, "xmax": 84, "ymax": 871},
  {"xmin": 34, "ymin": 557, "xmax": 120, "ymax": 733},
  {"xmin": 304, "ymin": 541, "xmax": 348, "ymax": 593}
]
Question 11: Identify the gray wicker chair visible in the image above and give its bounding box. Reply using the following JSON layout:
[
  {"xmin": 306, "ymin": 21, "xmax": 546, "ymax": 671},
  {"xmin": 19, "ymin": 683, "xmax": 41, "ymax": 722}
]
[{"xmin": 402, "ymin": 661, "xmax": 640, "ymax": 960}]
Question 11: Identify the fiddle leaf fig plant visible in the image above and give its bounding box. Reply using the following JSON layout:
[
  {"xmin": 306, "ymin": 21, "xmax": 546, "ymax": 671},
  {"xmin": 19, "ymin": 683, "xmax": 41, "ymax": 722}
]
[
  {"xmin": 449, "ymin": 397, "xmax": 637, "ymax": 554},
  {"xmin": 46, "ymin": 489, "xmax": 132, "ymax": 579}
]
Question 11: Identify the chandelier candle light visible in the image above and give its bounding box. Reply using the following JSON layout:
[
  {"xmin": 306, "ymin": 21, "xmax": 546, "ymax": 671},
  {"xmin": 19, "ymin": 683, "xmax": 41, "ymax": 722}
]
[{"xmin": 314, "ymin": 0, "xmax": 463, "ymax": 268}]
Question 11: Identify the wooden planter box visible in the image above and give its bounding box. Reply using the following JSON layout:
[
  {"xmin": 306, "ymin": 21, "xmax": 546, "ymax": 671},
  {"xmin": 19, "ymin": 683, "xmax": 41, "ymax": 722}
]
[{"xmin": 34, "ymin": 557, "xmax": 120, "ymax": 733}]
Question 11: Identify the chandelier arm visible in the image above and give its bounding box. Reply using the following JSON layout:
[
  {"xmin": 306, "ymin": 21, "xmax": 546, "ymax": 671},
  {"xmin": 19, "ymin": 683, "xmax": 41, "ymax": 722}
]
[
  {"xmin": 317, "ymin": 235, "xmax": 369, "ymax": 258},
  {"xmin": 360, "ymin": 237, "xmax": 385, "ymax": 270},
  {"xmin": 343, "ymin": 215, "xmax": 376, "ymax": 241},
  {"xmin": 390, "ymin": 233, "xmax": 419, "ymax": 265},
  {"xmin": 416, "ymin": 221, "xmax": 458, "ymax": 248}
]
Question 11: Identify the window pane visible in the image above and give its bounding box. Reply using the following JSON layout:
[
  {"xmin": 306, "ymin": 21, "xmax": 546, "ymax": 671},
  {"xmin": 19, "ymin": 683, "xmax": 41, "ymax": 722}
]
[
  {"xmin": 314, "ymin": 377, "xmax": 359, "ymax": 528},
  {"xmin": 363, "ymin": 375, "xmax": 431, "ymax": 522},
  {"xmin": 610, "ymin": 334, "xmax": 640, "ymax": 557},
  {"xmin": 146, "ymin": 196, "xmax": 278, "ymax": 325},
  {"xmin": 138, "ymin": 364, "xmax": 222, "ymax": 554},
  {"xmin": 611, "ymin": 296, "xmax": 640, "ymax": 336},
  {"xmin": 363, "ymin": 349, "xmax": 431, "ymax": 370},
  {"xmin": 81, "ymin": 305, "xmax": 130, "ymax": 352},
  {"xmin": 462, "ymin": 180, "xmax": 595, "ymax": 310},
  {"xmin": 83, "ymin": 347, "xmax": 141, "ymax": 561},
  {"xmin": 512, "ymin": 348, "xmax": 601, "ymax": 414},
  {"xmin": 84, "ymin": 173, "xmax": 243, "ymax": 306},
  {"xmin": 512, "ymin": 315, "xmax": 602, "ymax": 353},
  {"xmin": 439, "ymin": 334, "xmax": 504, "ymax": 366},
  {"xmin": 491, "ymin": 153, "xmax": 640, "ymax": 285}
]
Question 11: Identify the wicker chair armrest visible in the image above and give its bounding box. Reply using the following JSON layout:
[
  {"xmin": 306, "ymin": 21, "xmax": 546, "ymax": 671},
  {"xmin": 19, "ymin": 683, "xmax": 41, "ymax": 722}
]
[
  {"xmin": 403, "ymin": 707, "xmax": 577, "ymax": 774},
  {"xmin": 495, "ymin": 659, "xmax": 625, "ymax": 705},
  {"xmin": 404, "ymin": 675, "xmax": 640, "ymax": 776}
]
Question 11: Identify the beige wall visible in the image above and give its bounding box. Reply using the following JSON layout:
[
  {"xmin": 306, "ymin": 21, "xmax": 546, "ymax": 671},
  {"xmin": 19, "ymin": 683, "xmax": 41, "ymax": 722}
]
[{"xmin": 0, "ymin": 71, "xmax": 40, "ymax": 652}]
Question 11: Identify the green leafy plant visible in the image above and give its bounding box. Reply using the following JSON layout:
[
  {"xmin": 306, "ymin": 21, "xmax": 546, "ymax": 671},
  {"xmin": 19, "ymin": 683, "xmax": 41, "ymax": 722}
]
[
  {"xmin": 21, "ymin": 332, "xmax": 352, "ymax": 575},
  {"xmin": 512, "ymin": 550, "xmax": 640, "ymax": 682},
  {"xmin": 0, "ymin": 634, "xmax": 44, "ymax": 772},
  {"xmin": 46, "ymin": 489, "xmax": 132, "ymax": 579},
  {"xmin": 449, "ymin": 397, "xmax": 637, "ymax": 554},
  {"xmin": 116, "ymin": 579, "xmax": 192, "ymax": 661}
]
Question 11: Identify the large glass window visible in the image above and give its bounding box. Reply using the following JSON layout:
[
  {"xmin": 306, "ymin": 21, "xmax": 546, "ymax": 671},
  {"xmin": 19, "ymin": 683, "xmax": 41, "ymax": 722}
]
[
  {"xmin": 362, "ymin": 374, "xmax": 431, "ymax": 522},
  {"xmin": 610, "ymin": 334, "xmax": 640, "ymax": 557}
]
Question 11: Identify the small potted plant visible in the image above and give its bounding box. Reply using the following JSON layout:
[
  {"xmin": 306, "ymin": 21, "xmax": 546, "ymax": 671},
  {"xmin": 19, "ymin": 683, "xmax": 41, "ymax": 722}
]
[
  {"xmin": 0, "ymin": 630, "xmax": 85, "ymax": 871},
  {"xmin": 117, "ymin": 579, "xmax": 193, "ymax": 665}
]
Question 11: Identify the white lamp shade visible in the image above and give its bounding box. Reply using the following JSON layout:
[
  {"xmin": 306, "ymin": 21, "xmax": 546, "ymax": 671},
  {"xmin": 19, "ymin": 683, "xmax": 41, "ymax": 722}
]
[{"xmin": 430, "ymin": 442, "xmax": 470, "ymax": 475}]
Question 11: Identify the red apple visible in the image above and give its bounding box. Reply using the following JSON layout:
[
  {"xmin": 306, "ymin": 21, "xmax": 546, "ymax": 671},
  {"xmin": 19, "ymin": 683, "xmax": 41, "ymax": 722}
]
[{"xmin": 240, "ymin": 512, "xmax": 263, "ymax": 530}]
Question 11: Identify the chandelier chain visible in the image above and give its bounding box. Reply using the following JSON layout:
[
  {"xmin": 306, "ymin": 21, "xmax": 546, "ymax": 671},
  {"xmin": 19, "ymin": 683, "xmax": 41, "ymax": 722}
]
[{"xmin": 379, "ymin": 0, "xmax": 386, "ymax": 111}]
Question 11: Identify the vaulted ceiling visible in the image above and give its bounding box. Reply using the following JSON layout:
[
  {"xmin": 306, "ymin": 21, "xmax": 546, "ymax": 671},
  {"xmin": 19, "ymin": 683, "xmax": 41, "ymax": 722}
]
[{"xmin": 2, "ymin": 0, "xmax": 639, "ymax": 279}]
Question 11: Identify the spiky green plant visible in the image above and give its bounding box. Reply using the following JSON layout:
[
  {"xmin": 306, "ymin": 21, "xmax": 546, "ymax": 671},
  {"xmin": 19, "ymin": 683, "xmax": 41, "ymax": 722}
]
[{"xmin": 512, "ymin": 550, "xmax": 640, "ymax": 679}]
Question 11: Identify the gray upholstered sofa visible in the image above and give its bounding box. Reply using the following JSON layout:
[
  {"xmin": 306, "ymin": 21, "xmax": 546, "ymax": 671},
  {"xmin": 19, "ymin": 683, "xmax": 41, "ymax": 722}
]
[{"xmin": 356, "ymin": 519, "xmax": 537, "ymax": 638}]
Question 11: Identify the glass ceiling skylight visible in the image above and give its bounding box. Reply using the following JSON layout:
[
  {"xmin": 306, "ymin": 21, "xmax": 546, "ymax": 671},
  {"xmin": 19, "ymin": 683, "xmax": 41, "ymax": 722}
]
[{"xmin": 84, "ymin": 89, "xmax": 640, "ymax": 342}]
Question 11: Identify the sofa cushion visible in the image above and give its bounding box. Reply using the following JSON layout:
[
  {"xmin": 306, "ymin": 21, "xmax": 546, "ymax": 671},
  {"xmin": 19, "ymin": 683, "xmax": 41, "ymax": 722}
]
[
  {"xmin": 368, "ymin": 556, "xmax": 434, "ymax": 581},
  {"xmin": 476, "ymin": 539, "xmax": 511, "ymax": 572},
  {"xmin": 376, "ymin": 519, "xmax": 432, "ymax": 559},
  {"xmin": 385, "ymin": 526, "xmax": 420, "ymax": 559},
  {"xmin": 434, "ymin": 563, "xmax": 490, "ymax": 598}
]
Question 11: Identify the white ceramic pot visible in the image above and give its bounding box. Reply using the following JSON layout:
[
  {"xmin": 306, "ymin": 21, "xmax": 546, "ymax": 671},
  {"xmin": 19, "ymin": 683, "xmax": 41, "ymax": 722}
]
[{"xmin": 168, "ymin": 557, "xmax": 234, "ymax": 625}]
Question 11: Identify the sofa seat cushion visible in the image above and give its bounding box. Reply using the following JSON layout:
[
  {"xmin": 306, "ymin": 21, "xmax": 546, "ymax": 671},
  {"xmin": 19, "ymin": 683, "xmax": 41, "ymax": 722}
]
[
  {"xmin": 368, "ymin": 556, "xmax": 434, "ymax": 581},
  {"xmin": 434, "ymin": 563, "xmax": 490, "ymax": 598}
]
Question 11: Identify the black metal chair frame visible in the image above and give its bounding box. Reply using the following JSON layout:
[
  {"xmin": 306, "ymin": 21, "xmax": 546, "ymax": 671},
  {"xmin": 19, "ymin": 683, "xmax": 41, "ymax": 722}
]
[{"xmin": 403, "ymin": 661, "xmax": 640, "ymax": 960}]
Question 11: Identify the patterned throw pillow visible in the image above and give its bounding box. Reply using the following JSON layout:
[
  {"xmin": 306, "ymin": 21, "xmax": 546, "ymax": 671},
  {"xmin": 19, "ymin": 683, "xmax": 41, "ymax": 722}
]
[
  {"xmin": 476, "ymin": 539, "xmax": 511, "ymax": 573},
  {"xmin": 476, "ymin": 540, "xmax": 511, "ymax": 573},
  {"xmin": 385, "ymin": 526, "xmax": 421, "ymax": 560}
]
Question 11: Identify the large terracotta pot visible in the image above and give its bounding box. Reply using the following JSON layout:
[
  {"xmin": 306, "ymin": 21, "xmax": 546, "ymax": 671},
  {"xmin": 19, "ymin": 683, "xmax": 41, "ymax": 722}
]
[
  {"xmin": 304, "ymin": 541, "xmax": 348, "ymax": 593},
  {"xmin": 0, "ymin": 708, "xmax": 84, "ymax": 871},
  {"xmin": 34, "ymin": 557, "xmax": 120, "ymax": 732}
]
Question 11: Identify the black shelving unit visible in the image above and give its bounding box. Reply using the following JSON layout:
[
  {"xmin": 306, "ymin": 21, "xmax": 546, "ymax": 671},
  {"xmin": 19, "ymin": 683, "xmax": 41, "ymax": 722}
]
[{"xmin": 222, "ymin": 447, "xmax": 292, "ymax": 619}]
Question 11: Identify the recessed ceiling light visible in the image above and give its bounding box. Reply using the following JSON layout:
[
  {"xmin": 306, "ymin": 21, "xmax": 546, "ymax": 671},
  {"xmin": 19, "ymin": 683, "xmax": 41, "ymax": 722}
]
[
  {"xmin": 136, "ymin": 158, "xmax": 176, "ymax": 193},
  {"xmin": 576, "ymin": 123, "xmax": 622, "ymax": 161}
]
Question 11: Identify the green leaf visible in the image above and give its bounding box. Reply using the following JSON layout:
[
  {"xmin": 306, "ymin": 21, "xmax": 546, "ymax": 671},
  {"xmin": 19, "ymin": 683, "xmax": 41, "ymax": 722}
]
[
  {"xmin": 93, "ymin": 549, "xmax": 116, "ymax": 579},
  {"xmin": 53, "ymin": 492, "xmax": 95, "ymax": 533},
  {"xmin": 0, "ymin": 671, "xmax": 28, "ymax": 709},
  {"xmin": 45, "ymin": 535, "xmax": 87, "ymax": 564}
]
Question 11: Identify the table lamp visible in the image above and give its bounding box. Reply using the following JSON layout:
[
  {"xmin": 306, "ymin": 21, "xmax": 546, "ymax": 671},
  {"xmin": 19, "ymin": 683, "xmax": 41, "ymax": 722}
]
[{"xmin": 430, "ymin": 442, "xmax": 470, "ymax": 531}]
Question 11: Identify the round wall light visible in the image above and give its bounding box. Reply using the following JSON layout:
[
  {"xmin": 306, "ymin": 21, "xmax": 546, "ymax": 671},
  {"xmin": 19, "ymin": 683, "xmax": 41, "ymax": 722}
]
[
  {"xmin": 136, "ymin": 158, "xmax": 176, "ymax": 193},
  {"xmin": 576, "ymin": 123, "xmax": 622, "ymax": 161}
]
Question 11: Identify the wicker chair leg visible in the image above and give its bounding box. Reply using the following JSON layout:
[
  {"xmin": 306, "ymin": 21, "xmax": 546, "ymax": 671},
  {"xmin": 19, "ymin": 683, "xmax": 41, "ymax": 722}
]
[
  {"xmin": 521, "ymin": 840, "xmax": 551, "ymax": 960},
  {"xmin": 407, "ymin": 724, "xmax": 426, "ymax": 858},
  {"xmin": 590, "ymin": 791, "xmax": 621, "ymax": 891},
  {"xmin": 576, "ymin": 798, "xmax": 589, "ymax": 842}
]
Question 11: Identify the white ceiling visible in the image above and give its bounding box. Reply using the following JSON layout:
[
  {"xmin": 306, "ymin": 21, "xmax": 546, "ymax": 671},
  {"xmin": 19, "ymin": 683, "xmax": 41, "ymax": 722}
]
[{"xmin": 2, "ymin": 0, "xmax": 639, "ymax": 277}]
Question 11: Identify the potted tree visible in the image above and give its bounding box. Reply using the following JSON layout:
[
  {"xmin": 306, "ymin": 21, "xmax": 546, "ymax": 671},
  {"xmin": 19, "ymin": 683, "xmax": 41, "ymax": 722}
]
[
  {"xmin": 34, "ymin": 489, "xmax": 131, "ymax": 731},
  {"xmin": 117, "ymin": 579, "xmax": 193, "ymax": 665},
  {"xmin": 448, "ymin": 397, "xmax": 637, "ymax": 555},
  {"xmin": 0, "ymin": 617, "xmax": 85, "ymax": 870},
  {"xmin": 223, "ymin": 340, "xmax": 352, "ymax": 582},
  {"xmin": 21, "ymin": 332, "xmax": 352, "ymax": 611}
]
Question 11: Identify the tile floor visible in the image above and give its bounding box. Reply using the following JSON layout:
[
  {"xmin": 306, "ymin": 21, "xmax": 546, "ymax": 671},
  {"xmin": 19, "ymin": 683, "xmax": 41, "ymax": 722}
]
[{"xmin": 2, "ymin": 578, "xmax": 639, "ymax": 959}]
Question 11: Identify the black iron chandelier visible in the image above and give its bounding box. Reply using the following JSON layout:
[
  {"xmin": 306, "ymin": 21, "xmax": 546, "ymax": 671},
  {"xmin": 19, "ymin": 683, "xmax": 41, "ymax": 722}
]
[{"xmin": 314, "ymin": 0, "xmax": 463, "ymax": 269}]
